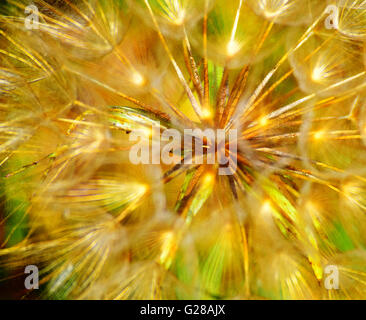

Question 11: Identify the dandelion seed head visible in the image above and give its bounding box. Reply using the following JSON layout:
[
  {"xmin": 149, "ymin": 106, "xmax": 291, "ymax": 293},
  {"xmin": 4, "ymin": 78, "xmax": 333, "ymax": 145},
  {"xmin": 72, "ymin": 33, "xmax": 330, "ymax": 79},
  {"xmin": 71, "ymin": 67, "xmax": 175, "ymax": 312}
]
[{"xmin": 1, "ymin": 0, "xmax": 366, "ymax": 300}]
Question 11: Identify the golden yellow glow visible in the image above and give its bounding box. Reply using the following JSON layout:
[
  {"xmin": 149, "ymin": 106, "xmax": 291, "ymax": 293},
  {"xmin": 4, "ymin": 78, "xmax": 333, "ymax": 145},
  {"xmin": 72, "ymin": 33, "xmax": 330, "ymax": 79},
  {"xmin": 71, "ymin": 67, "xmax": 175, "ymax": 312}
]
[
  {"xmin": 173, "ymin": 10, "xmax": 185, "ymax": 25},
  {"xmin": 227, "ymin": 40, "xmax": 241, "ymax": 57},
  {"xmin": 261, "ymin": 200, "xmax": 272, "ymax": 214},
  {"xmin": 138, "ymin": 184, "xmax": 148, "ymax": 195},
  {"xmin": 140, "ymin": 126, "xmax": 153, "ymax": 138},
  {"xmin": 159, "ymin": 231, "xmax": 176, "ymax": 267},
  {"xmin": 4, "ymin": 0, "xmax": 366, "ymax": 301},
  {"xmin": 311, "ymin": 66, "xmax": 324, "ymax": 83},
  {"xmin": 259, "ymin": 117, "xmax": 268, "ymax": 126},
  {"xmin": 263, "ymin": 9, "xmax": 284, "ymax": 19},
  {"xmin": 203, "ymin": 173, "xmax": 215, "ymax": 185},
  {"xmin": 202, "ymin": 108, "xmax": 212, "ymax": 119},
  {"xmin": 343, "ymin": 183, "xmax": 357, "ymax": 197},
  {"xmin": 306, "ymin": 201, "xmax": 317, "ymax": 212},
  {"xmin": 131, "ymin": 72, "xmax": 145, "ymax": 86},
  {"xmin": 313, "ymin": 131, "xmax": 324, "ymax": 140}
]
